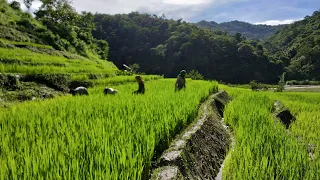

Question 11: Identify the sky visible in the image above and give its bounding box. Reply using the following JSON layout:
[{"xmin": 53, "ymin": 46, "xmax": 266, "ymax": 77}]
[{"xmin": 11, "ymin": 0, "xmax": 320, "ymax": 25}]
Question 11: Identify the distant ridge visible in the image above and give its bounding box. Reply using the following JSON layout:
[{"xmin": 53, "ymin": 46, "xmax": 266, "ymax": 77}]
[{"xmin": 196, "ymin": 20, "xmax": 287, "ymax": 39}]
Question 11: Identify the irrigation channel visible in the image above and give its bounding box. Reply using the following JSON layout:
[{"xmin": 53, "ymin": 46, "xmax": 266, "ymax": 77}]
[{"xmin": 150, "ymin": 90, "xmax": 233, "ymax": 180}]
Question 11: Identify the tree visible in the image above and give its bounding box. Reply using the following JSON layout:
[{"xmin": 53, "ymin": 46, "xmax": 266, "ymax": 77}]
[
  {"xmin": 186, "ymin": 70, "xmax": 204, "ymax": 80},
  {"xmin": 10, "ymin": 1, "xmax": 21, "ymax": 10},
  {"xmin": 234, "ymin": 32, "xmax": 244, "ymax": 42},
  {"xmin": 23, "ymin": 0, "xmax": 33, "ymax": 10},
  {"xmin": 276, "ymin": 72, "xmax": 286, "ymax": 92},
  {"xmin": 129, "ymin": 63, "xmax": 140, "ymax": 73}
]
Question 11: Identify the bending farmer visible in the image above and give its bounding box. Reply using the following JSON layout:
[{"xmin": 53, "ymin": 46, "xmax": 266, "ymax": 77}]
[{"xmin": 133, "ymin": 76, "xmax": 145, "ymax": 94}]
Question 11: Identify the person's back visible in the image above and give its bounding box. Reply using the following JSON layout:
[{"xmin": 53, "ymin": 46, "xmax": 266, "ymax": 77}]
[
  {"xmin": 175, "ymin": 70, "xmax": 186, "ymax": 91},
  {"xmin": 133, "ymin": 76, "xmax": 145, "ymax": 94}
]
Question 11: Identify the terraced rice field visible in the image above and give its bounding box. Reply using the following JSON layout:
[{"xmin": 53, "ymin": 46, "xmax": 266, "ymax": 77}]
[
  {"xmin": 0, "ymin": 79, "xmax": 217, "ymax": 179},
  {"xmin": 221, "ymin": 85, "xmax": 320, "ymax": 179}
]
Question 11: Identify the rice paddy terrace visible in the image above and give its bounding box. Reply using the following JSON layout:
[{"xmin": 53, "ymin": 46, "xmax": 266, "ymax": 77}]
[
  {"xmin": 1, "ymin": 0, "xmax": 319, "ymax": 178},
  {"xmin": 0, "ymin": 25, "xmax": 318, "ymax": 180},
  {"xmin": 1, "ymin": 76, "xmax": 319, "ymax": 179},
  {"xmin": 0, "ymin": 45, "xmax": 319, "ymax": 179}
]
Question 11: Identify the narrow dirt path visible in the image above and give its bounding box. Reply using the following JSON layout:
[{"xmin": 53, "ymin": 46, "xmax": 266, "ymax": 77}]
[{"xmin": 151, "ymin": 90, "xmax": 232, "ymax": 180}]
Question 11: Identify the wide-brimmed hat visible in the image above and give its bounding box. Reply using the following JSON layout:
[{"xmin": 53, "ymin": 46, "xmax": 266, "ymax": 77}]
[
  {"xmin": 180, "ymin": 70, "xmax": 186, "ymax": 74},
  {"xmin": 180, "ymin": 70, "xmax": 186, "ymax": 76}
]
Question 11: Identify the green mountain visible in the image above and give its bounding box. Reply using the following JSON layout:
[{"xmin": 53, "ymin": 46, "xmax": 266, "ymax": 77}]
[
  {"xmin": 93, "ymin": 12, "xmax": 280, "ymax": 83},
  {"xmin": 196, "ymin": 20, "xmax": 286, "ymax": 40},
  {"xmin": 264, "ymin": 10, "xmax": 320, "ymax": 81}
]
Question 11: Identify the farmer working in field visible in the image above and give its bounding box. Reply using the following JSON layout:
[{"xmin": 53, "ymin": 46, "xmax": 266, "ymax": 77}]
[
  {"xmin": 133, "ymin": 75, "xmax": 145, "ymax": 94},
  {"xmin": 175, "ymin": 70, "xmax": 186, "ymax": 91}
]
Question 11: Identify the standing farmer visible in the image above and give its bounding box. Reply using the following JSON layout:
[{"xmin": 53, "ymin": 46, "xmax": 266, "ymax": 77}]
[
  {"xmin": 175, "ymin": 70, "xmax": 186, "ymax": 91},
  {"xmin": 133, "ymin": 76, "xmax": 145, "ymax": 94}
]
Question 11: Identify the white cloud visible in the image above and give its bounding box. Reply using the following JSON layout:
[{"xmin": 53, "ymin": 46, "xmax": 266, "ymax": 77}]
[
  {"xmin": 254, "ymin": 19, "xmax": 302, "ymax": 26},
  {"xmin": 70, "ymin": 0, "xmax": 246, "ymax": 21},
  {"xmin": 8, "ymin": 0, "xmax": 42, "ymax": 13}
]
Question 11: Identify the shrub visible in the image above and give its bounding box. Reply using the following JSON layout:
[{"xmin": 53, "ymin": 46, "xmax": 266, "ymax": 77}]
[
  {"xmin": 186, "ymin": 70, "xmax": 204, "ymax": 80},
  {"xmin": 9, "ymin": 1, "xmax": 21, "ymax": 10},
  {"xmin": 88, "ymin": 73, "xmax": 103, "ymax": 80},
  {"xmin": 276, "ymin": 72, "xmax": 286, "ymax": 92},
  {"xmin": 23, "ymin": 74, "xmax": 71, "ymax": 92},
  {"xmin": 249, "ymin": 80, "xmax": 259, "ymax": 91},
  {"xmin": 0, "ymin": 73, "xmax": 21, "ymax": 90}
]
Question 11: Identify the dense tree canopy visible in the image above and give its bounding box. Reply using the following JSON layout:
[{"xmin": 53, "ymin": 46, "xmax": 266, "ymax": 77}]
[
  {"xmin": 196, "ymin": 20, "xmax": 286, "ymax": 40},
  {"xmin": 0, "ymin": 0, "xmax": 109, "ymax": 59},
  {"xmin": 92, "ymin": 12, "xmax": 281, "ymax": 83},
  {"xmin": 264, "ymin": 10, "xmax": 320, "ymax": 81}
]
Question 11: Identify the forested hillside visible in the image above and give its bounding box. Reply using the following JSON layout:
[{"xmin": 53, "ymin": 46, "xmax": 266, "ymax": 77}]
[
  {"xmin": 93, "ymin": 13, "xmax": 281, "ymax": 83},
  {"xmin": 196, "ymin": 20, "xmax": 285, "ymax": 40},
  {"xmin": 0, "ymin": 0, "xmax": 109, "ymax": 59},
  {"xmin": 264, "ymin": 10, "xmax": 320, "ymax": 81},
  {"xmin": 0, "ymin": 0, "xmax": 119, "ymax": 104}
]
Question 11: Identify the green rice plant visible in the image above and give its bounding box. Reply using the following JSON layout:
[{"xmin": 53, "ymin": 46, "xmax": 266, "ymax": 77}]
[
  {"xmin": 91, "ymin": 75, "xmax": 163, "ymax": 86},
  {"xmin": 0, "ymin": 38, "xmax": 53, "ymax": 49},
  {"xmin": 221, "ymin": 85, "xmax": 320, "ymax": 180},
  {"xmin": 0, "ymin": 79, "xmax": 217, "ymax": 179},
  {"xmin": 0, "ymin": 47, "xmax": 118, "ymax": 75}
]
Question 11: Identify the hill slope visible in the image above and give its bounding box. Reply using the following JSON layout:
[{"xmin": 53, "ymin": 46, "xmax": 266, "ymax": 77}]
[
  {"xmin": 0, "ymin": 0, "xmax": 120, "ymax": 105},
  {"xmin": 93, "ymin": 12, "xmax": 281, "ymax": 83},
  {"xmin": 0, "ymin": 0, "xmax": 109, "ymax": 59},
  {"xmin": 264, "ymin": 10, "xmax": 320, "ymax": 80},
  {"xmin": 196, "ymin": 20, "xmax": 286, "ymax": 39}
]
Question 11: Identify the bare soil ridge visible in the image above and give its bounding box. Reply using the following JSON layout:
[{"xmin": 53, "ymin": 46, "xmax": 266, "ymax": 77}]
[{"xmin": 151, "ymin": 90, "xmax": 232, "ymax": 180}]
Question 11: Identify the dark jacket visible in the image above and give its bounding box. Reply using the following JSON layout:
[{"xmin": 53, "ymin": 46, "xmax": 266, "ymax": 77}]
[
  {"xmin": 134, "ymin": 81, "xmax": 145, "ymax": 94},
  {"xmin": 175, "ymin": 75, "xmax": 186, "ymax": 91}
]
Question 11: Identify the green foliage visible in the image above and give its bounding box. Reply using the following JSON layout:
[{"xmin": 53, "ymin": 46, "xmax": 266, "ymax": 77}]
[
  {"xmin": 0, "ymin": 73, "xmax": 21, "ymax": 90},
  {"xmin": 221, "ymin": 85, "xmax": 319, "ymax": 179},
  {"xmin": 0, "ymin": 0, "xmax": 109, "ymax": 59},
  {"xmin": 0, "ymin": 81, "xmax": 59, "ymax": 103},
  {"xmin": 0, "ymin": 47, "xmax": 117, "ymax": 75},
  {"xmin": 265, "ymin": 10, "xmax": 320, "ymax": 81},
  {"xmin": 196, "ymin": 20, "xmax": 286, "ymax": 40},
  {"xmin": 249, "ymin": 80, "xmax": 259, "ymax": 91},
  {"xmin": 129, "ymin": 63, "xmax": 140, "ymax": 73},
  {"xmin": 287, "ymin": 80, "xmax": 320, "ymax": 85},
  {"xmin": 93, "ymin": 13, "xmax": 280, "ymax": 83},
  {"xmin": 0, "ymin": 79, "xmax": 217, "ymax": 179},
  {"xmin": 23, "ymin": 74, "xmax": 71, "ymax": 92},
  {"xmin": 9, "ymin": 1, "xmax": 20, "ymax": 10},
  {"xmin": 276, "ymin": 72, "xmax": 286, "ymax": 92},
  {"xmin": 249, "ymin": 80, "xmax": 268, "ymax": 91},
  {"xmin": 186, "ymin": 70, "xmax": 204, "ymax": 80}
]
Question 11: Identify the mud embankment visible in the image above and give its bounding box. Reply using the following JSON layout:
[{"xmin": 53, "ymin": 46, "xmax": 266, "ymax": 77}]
[{"xmin": 151, "ymin": 91, "xmax": 232, "ymax": 180}]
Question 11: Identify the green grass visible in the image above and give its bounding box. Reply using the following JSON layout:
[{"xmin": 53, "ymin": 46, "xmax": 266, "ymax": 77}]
[
  {"xmin": 0, "ymin": 38, "xmax": 53, "ymax": 49},
  {"xmin": 220, "ymin": 85, "xmax": 320, "ymax": 179},
  {"xmin": 0, "ymin": 79, "xmax": 217, "ymax": 179},
  {"xmin": 0, "ymin": 47, "xmax": 118, "ymax": 75},
  {"xmin": 91, "ymin": 75, "xmax": 163, "ymax": 86}
]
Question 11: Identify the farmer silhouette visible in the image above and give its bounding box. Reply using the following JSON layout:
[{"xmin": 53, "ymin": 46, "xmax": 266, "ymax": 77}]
[
  {"xmin": 133, "ymin": 76, "xmax": 145, "ymax": 94},
  {"xmin": 175, "ymin": 70, "xmax": 186, "ymax": 91}
]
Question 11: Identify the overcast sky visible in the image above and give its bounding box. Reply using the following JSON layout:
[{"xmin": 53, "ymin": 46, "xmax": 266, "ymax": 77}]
[{"xmin": 12, "ymin": 0, "xmax": 320, "ymax": 25}]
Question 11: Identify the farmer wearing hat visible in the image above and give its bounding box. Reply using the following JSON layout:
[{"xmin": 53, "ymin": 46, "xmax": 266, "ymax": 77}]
[{"xmin": 175, "ymin": 70, "xmax": 186, "ymax": 91}]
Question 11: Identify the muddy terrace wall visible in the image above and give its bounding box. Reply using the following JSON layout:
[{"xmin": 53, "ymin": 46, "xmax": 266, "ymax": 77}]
[{"xmin": 151, "ymin": 90, "xmax": 232, "ymax": 180}]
